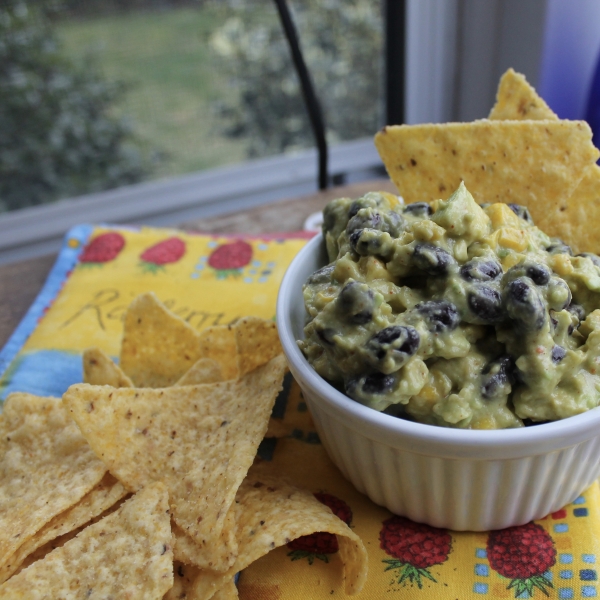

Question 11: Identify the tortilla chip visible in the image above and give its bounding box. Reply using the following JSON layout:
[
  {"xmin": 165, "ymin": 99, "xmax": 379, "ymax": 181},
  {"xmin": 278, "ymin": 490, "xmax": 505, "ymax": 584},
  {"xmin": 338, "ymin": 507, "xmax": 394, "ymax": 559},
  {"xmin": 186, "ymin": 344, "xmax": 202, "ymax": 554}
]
[
  {"xmin": 183, "ymin": 471, "xmax": 368, "ymax": 598},
  {"xmin": 0, "ymin": 473, "xmax": 127, "ymax": 583},
  {"xmin": 175, "ymin": 358, "xmax": 224, "ymax": 386},
  {"xmin": 234, "ymin": 317, "xmax": 283, "ymax": 377},
  {"xmin": 171, "ymin": 509, "xmax": 236, "ymax": 570},
  {"xmin": 213, "ymin": 580, "xmax": 239, "ymax": 600},
  {"xmin": 16, "ymin": 494, "xmax": 131, "ymax": 576},
  {"xmin": 120, "ymin": 292, "xmax": 203, "ymax": 387},
  {"xmin": 0, "ymin": 393, "xmax": 107, "ymax": 575},
  {"xmin": 198, "ymin": 325, "xmax": 238, "ymax": 380},
  {"xmin": 489, "ymin": 68, "xmax": 557, "ymax": 120},
  {"xmin": 0, "ymin": 482, "xmax": 173, "ymax": 599},
  {"xmin": 83, "ymin": 347, "xmax": 133, "ymax": 388},
  {"xmin": 488, "ymin": 69, "xmax": 600, "ymax": 254},
  {"xmin": 166, "ymin": 563, "xmax": 237, "ymax": 600},
  {"xmin": 552, "ymin": 169, "xmax": 600, "ymax": 253},
  {"xmin": 374, "ymin": 119, "xmax": 599, "ymax": 241},
  {"xmin": 63, "ymin": 354, "xmax": 287, "ymax": 572}
]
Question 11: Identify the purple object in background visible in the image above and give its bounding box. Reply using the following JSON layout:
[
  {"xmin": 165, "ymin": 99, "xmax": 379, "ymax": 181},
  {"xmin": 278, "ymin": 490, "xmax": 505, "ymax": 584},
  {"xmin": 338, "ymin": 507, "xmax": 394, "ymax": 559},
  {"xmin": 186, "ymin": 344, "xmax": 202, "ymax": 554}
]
[
  {"xmin": 538, "ymin": 0, "xmax": 600, "ymax": 120},
  {"xmin": 585, "ymin": 49, "xmax": 600, "ymax": 153}
]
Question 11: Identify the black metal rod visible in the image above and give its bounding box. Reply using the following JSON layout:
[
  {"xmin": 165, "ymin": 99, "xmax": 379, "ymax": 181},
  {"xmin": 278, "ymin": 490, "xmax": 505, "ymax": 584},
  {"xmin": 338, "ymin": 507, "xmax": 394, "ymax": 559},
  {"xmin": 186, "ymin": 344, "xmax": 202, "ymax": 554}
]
[
  {"xmin": 274, "ymin": 0, "xmax": 328, "ymax": 190},
  {"xmin": 385, "ymin": 0, "xmax": 406, "ymax": 125}
]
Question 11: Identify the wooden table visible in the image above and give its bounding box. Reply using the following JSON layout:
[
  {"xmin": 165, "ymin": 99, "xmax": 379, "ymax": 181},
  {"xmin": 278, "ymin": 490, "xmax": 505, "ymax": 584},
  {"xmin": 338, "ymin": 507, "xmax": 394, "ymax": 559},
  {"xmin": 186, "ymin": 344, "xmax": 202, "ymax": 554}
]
[{"xmin": 0, "ymin": 179, "xmax": 396, "ymax": 350}]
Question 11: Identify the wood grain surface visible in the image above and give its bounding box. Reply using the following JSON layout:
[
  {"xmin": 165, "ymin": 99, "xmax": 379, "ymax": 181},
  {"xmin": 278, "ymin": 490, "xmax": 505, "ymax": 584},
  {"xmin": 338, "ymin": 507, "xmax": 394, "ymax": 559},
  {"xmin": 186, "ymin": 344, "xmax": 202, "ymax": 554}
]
[{"xmin": 0, "ymin": 179, "xmax": 396, "ymax": 349}]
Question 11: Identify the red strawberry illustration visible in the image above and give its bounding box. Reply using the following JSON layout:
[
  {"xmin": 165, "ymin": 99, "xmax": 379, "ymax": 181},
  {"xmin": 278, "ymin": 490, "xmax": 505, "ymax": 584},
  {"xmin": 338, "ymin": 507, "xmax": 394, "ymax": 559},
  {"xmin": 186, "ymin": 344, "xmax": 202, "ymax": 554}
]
[
  {"xmin": 487, "ymin": 523, "xmax": 556, "ymax": 597},
  {"xmin": 207, "ymin": 240, "xmax": 253, "ymax": 279},
  {"xmin": 79, "ymin": 232, "xmax": 125, "ymax": 264},
  {"xmin": 140, "ymin": 237, "xmax": 186, "ymax": 273},
  {"xmin": 287, "ymin": 493, "xmax": 352, "ymax": 564},
  {"xmin": 380, "ymin": 516, "xmax": 452, "ymax": 588}
]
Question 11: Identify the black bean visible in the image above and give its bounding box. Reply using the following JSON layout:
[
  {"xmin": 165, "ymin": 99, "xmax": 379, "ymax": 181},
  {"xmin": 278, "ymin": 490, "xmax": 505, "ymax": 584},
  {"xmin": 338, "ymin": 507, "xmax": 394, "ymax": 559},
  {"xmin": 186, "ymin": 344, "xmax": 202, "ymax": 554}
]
[
  {"xmin": 546, "ymin": 239, "xmax": 573, "ymax": 256},
  {"xmin": 526, "ymin": 264, "xmax": 551, "ymax": 286},
  {"xmin": 460, "ymin": 259, "xmax": 502, "ymax": 282},
  {"xmin": 348, "ymin": 196, "xmax": 380, "ymax": 220},
  {"xmin": 349, "ymin": 228, "xmax": 386, "ymax": 256},
  {"xmin": 347, "ymin": 201, "xmax": 362, "ymax": 220},
  {"xmin": 504, "ymin": 277, "xmax": 546, "ymax": 330},
  {"xmin": 523, "ymin": 418, "xmax": 551, "ymax": 427},
  {"xmin": 366, "ymin": 326, "xmax": 420, "ymax": 370},
  {"xmin": 362, "ymin": 373, "xmax": 396, "ymax": 394},
  {"xmin": 412, "ymin": 243, "xmax": 455, "ymax": 276},
  {"xmin": 346, "ymin": 372, "xmax": 397, "ymax": 401},
  {"xmin": 404, "ymin": 202, "xmax": 433, "ymax": 217},
  {"xmin": 467, "ymin": 285, "xmax": 504, "ymax": 323},
  {"xmin": 346, "ymin": 210, "xmax": 382, "ymax": 235},
  {"xmin": 508, "ymin": 204, "xmax": 533, "ymax": 223},
  {"xmin": 415, "ymin": 301, "xmax": 460, "ymax": 333},
  {"xmin": 567, "ymin": 303, "xmax": 586, "ymax": 322},
  {"xmin": 551, "ymin": 345, "xmax": 567, "ymax": 363},
  {"xmin": 384, "ymin": 210, "xmax": 405, "ymax": 237},
  {"xmin": 577, "ymin": 252, "xmax": 600, "ymax": 268},
  {"xmin": 316, "ymin": 327, "xmax": 336, "ymax": 346},
  {"xmin": 306, "ymin": 264, "xmax": 335, "ymax": 285},
  {"xmin": 349, "ymin": 229, "xmax": 364, "ymax": 252},
  {"xmin": 481, "ymin": 355, "xmax": 516, "ymax": 400},
  {"xmin": 336, "ymin": 281, "xmax": 375, "ymax": 325},
  {"xmin": 505, "ymin": 261, "xmax": 550, "ymax": 286}
]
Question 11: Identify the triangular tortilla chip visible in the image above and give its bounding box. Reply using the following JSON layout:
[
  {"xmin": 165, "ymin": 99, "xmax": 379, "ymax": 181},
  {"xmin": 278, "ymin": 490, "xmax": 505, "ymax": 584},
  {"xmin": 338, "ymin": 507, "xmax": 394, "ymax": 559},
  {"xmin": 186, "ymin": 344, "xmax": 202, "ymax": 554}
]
[
  {"xmin": 120, "ymin": 292, "xmax": 203, "ymax": 387},
  {"xmin": 83, "ymin": 347, "xmax": 133, "ymax": 388},
  {"xmin": 16, "ymin": 495, "xmax": 130, "ymax": 576},
  {"xmin": 0, "ymin": 483, "xmax": 173, "ymax": 599},
  {"xmin": 181, "ymin": 471, "xmax": 368, "ymax": 598},
  {"xmin": 374, "ymin": 120, "xmax": 598, "ymax": 241},
  {"xmin": 198, "ymin": 325, "xmax": 238, "ymax": 380},
  {"xmin": 0, "ymin": 393, "xmax": 107, "ymax": 574},
  {"xmin": 175, "ymin": 357, "xmax": 224, "ymax": 386},
  {"xmin": 234, "ymin": 317, "xmax": 283, "ymax": 377},
  {"xmin": 489, "ymin": 69, "xmax": 600, "ymax": 254},
  {"xmin": 0, "ymin": 473, "xmax": 127, "ymax": 583},
  {"xmin": 489, "ymin": 68, "xmax": 557, "ymax": 120},
  {"xmin": 63, "ymin": 354, "xmax": 287, "ymax": 572}
]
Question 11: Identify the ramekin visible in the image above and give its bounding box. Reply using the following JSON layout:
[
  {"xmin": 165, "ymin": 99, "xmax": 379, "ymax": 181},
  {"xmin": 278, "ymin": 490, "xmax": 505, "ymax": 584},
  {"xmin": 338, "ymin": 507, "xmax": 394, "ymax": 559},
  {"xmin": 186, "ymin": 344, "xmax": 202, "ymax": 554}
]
[{"xmin": 277, "ymin": 233, "xmax": 600, "ymax": 531}]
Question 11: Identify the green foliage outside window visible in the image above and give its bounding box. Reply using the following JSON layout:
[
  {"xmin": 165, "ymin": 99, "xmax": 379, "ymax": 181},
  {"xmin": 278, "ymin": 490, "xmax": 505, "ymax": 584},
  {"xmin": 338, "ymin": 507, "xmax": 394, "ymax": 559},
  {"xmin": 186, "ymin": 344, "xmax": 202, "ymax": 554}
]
[
  {"xmin": 210, "ymin": 0, "xmax": 383, "ymax": 158},
  {"xmin": 0, "ymin": 2, "xmax": 149, "ymax": 212}
]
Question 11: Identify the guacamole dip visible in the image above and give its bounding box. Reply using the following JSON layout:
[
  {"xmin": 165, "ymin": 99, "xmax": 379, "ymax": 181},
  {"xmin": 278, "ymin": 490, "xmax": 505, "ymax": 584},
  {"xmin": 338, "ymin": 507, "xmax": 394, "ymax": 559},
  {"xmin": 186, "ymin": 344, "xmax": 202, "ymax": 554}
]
[{"xmin": 299, "ymin": 182, "xmax": 600, "ymax": 429}]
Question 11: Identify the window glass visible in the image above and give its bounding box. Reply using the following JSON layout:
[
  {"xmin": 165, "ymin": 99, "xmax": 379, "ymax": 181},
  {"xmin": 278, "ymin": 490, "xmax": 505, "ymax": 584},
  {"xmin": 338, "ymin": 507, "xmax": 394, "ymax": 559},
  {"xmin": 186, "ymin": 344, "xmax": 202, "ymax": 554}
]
[{"xmin": 0, "ymin": 0, "xmax": 383, "ymax": 212}]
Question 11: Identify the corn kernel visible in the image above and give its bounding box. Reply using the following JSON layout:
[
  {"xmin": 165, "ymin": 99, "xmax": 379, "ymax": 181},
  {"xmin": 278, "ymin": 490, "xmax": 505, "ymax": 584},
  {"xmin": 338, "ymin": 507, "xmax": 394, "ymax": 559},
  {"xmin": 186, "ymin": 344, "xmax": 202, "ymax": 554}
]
[
  {"xmin": 359, "ymin": 256, "xmax": 393, "ymax": 281},
  {"xmin": 418, "ymin": 384, "xmax": 439, "ymax": 402},
  {"xmin": 472, "ymin": 417, "xmax": 496, "ymax": 430},
  {"xmin": 497, "ymin": 228, "xmax": 528, "ymax": 251},
  {"xmin": 550, "ymin": 254, "xmax": 573, "ymax": 277},
  {"xmin": 379, "ymin": 191, "xmax": 401, "ymax": 209},
  {"xmin": 501, "ymin": 253, "xmax": 524, "ymax": 271},
  {"xmin": 485, "ymin": 203, "xmax": 521, "ymax": 229}
]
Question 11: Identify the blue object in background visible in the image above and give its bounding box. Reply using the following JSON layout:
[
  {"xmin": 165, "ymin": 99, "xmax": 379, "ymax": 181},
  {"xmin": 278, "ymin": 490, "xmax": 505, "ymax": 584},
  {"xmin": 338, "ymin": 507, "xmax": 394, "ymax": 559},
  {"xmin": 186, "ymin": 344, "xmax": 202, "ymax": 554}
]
[
  {"xmin": 585, "ymin": 48, "xmax": 600, "ymax": 153},
  {"xmin": 538, "ymin": 0, "xmax": 600, "ymax": 120}
]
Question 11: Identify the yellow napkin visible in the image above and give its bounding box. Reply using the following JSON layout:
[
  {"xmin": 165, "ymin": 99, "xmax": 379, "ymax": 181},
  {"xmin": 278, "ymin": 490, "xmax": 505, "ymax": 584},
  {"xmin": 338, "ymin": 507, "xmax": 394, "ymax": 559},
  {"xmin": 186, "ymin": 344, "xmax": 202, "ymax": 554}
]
[
  {"xmin": 1, "ymin": 224, "xmax": 599, "ymax": 600},
  {"xmin": 249, "ymin": 378, "xmax": 600, "ymax": 599}
]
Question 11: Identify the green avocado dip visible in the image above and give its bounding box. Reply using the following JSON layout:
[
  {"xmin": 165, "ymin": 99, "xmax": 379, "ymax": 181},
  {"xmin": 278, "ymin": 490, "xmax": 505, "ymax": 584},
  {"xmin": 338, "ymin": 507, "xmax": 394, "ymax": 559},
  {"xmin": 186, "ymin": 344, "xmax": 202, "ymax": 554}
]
[{"xmin": 298, "ymin": 182, "xmax": 600, "ymax": 429}]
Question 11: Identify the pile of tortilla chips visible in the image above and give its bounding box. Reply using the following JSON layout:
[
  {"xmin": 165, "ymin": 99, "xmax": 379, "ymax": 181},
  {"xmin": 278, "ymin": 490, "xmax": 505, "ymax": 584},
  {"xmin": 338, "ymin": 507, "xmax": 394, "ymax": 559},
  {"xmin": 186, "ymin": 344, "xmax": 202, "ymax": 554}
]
[
  {"xmin": 375, "ymin": 68, "xmax": 600, "ymax": 254},
  {"xmin": 0, "ymin": 292, "xmax": 367, "ymax": 599}
]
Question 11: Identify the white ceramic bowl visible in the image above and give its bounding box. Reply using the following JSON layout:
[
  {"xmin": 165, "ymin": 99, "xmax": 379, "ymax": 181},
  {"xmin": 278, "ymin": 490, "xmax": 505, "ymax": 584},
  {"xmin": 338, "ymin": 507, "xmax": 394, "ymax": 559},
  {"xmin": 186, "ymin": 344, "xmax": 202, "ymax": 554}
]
[{"xmin": 277, "ymin": 232, "xmax": 600, "ymax": 531}]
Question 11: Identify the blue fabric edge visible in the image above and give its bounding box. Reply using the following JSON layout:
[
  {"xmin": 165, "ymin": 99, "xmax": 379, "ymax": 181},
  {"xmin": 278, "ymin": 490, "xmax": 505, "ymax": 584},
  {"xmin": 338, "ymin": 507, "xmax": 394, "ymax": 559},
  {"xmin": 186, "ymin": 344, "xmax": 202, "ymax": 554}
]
[{"xmin": 0, "ymin": 224, "xmax": 94, "ymax": 378}]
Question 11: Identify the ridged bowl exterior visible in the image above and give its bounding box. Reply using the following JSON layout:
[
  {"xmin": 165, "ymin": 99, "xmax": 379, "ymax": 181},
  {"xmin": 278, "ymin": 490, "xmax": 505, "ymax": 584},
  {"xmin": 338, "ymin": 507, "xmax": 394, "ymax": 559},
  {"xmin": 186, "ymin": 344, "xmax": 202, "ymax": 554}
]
[{"xmin": 278, "ymin": 233, "xmax": 600, "ymax": 531}]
